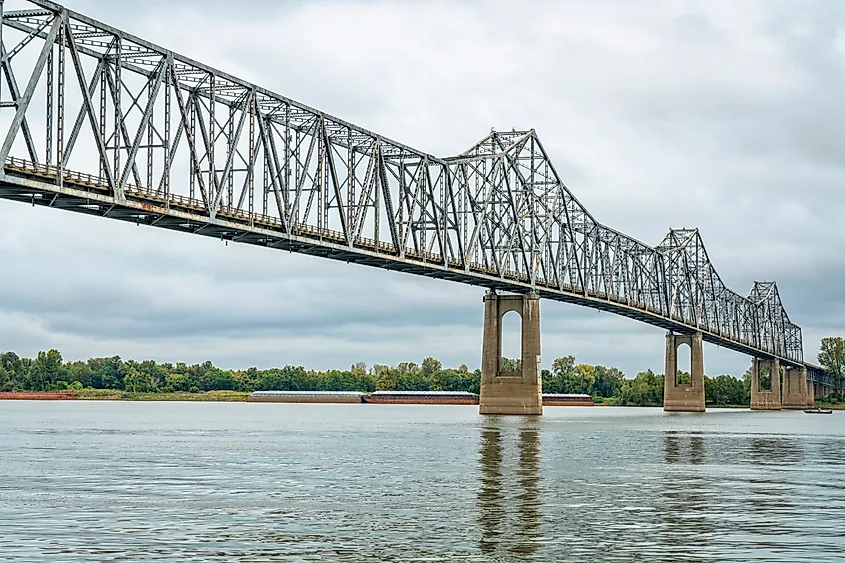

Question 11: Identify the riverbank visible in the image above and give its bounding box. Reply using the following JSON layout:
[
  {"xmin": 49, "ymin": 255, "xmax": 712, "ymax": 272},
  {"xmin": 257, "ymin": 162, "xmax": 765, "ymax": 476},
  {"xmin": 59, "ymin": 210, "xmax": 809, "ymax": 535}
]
[
  {"xmin": 76, "ymin": 389, "xmax": 249, "ymax": 402},
  {"xmin": 814, "ymin": 401, "xmax": 845, "ymax": 410}
]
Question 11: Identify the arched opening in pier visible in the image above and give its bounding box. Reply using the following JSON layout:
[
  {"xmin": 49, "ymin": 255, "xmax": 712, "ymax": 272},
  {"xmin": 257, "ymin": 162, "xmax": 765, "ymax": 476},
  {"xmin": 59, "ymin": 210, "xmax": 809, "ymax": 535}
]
[
  {"xmin": 676, "ymin": 343, "xmax": 691, "ymax": 385},
  {"xmin": 500, "ymin": 311, "xmax": 522, "ymax": 374}
]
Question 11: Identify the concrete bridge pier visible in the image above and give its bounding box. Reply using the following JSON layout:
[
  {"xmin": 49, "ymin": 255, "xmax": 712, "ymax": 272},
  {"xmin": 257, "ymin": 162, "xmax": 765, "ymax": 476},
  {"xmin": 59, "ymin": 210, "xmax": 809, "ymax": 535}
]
[
  {"xmin": 806, "ymin": 378, "xmax": 815, "ymax": 407},
  {"xmin": 479, "ymin": 291, "xmax": 543, "ymax": 416},
  {"xmin": 782, "ymin": 366, "xmax": 809, "ymax": 409},
  {"xmin": 820, "ymin": 383, "xmax": 832, "ymax": 399},
  {"xmin": 663, "ymin": 332, "xmax": 706, "ymax": 412},
  {"xmin": 750, "ymin": 358, "xmax": 781, "ymax": 410}
]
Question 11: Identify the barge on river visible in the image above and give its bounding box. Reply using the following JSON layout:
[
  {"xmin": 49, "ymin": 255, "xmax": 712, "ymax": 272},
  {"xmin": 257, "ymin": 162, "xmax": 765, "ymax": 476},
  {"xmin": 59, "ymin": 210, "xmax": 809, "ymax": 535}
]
[
  {"xmin": 247, "ymin": 391, "xmax": 364, "ymax": 403},
  {"xmin": 542, "ymin": 393, "xmax": 595, "ymax": 406},
  {"xmin": 245, "ymin": 390, "xmax": 596, "ymax": 406},
  {"xmin": 362, "ymin": 391, "xmax": 479, "ymax": 405}
]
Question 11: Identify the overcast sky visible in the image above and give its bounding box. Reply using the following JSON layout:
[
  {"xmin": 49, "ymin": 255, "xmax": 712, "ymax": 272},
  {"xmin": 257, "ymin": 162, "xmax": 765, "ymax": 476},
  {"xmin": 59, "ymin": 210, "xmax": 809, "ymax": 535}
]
[{"xmin": 0, "ymin": 0, "xmax": 843, "ymax": 376}]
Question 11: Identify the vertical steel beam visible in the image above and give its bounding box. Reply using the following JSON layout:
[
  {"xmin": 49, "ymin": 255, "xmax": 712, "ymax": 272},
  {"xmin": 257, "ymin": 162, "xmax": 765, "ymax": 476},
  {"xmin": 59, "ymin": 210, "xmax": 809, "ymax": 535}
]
[
  {"xmin": 45, "ymin": 43, "xmax": 53, "ymax": 165},
  {"xmin": 163, "ymin": 55, "xmax": 171, "ymax": 197}
]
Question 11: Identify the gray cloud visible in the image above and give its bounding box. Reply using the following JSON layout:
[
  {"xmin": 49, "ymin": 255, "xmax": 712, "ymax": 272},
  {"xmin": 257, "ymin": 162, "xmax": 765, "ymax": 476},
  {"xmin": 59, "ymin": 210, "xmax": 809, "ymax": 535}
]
[{"xmin": 0, "ymin": 0, "xmax": 842, "ymax": 376}]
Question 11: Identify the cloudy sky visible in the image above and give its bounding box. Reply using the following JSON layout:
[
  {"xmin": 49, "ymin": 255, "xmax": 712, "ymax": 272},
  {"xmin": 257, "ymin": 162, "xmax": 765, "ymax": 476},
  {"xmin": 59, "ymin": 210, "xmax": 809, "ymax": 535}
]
[{"xmin": 0, "ymin": 0, "xmax": 843, "ymax": 376}]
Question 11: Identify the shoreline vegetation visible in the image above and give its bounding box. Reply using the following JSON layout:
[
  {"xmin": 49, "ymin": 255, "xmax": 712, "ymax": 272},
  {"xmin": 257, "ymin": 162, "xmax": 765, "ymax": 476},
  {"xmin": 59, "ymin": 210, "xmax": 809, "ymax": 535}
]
[
  {"xmin": 1, "ymin": 347, "xmax": 843, "ymax": 408},
  {"xmin": 78, "ymin": 389, "xmax": 251, "ymax": 402}
]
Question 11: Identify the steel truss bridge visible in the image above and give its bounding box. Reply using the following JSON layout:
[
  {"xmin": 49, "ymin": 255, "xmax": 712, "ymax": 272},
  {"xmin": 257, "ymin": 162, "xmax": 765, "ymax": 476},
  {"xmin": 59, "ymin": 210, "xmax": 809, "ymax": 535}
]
[{"xmin": 0, "ymin": 0, "xmax": 831, "ymax": 385}]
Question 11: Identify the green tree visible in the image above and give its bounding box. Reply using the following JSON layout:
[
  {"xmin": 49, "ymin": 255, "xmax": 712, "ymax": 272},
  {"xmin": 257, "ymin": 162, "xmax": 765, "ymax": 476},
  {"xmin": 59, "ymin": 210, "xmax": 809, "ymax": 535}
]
[
  {"xmin": 197, "ymin": 368, "xmax": 237, "ymax": 392},
  {"xmin": 420, "ymin": 357, "xmax": 442, "ymax": 378},
  {"xmin": 29, "ymin": 349, "xmax": 67, "ymax": 391},
  {"xmin": 593, "ymin": 366, "xmax": 625, "ymax": 398},
  {"xmin": 164, "ymin": 371, "xmax": 190, "ymax": 392},
  {"xmin": 375, "ymin": 366, "xmax": 398, "ymax": 391},
  {"xmin": 705, "ymin": 374, "xmax": 748, "ymax": 406},
  {"xmin": 570, "ymin": 364, "xmax": 596, "ymax": 395},
  {"xmin": 500, "ymin": 357, "xmax": 522, "ymax": 372},
  {"xmin": 544, "ymin": 355, "xmax": 576, "ymax": 394},
  {"xmin": 433, "ymin": 368, "xmax": 478, "ymax": 393},
  {"xmin": 742, "ymin": 365, "xmax": 753, "ymax": 396},
  {"xmin": 239, "ymin": 367, "xmax": 260, "ymax": 392},
  {"xmin": 88, "ymin": 356, "xmax": 125, "ymax": 389},
  {"xmin": 623, "ymin": 369, "xmax": 664, "ymax": 406},
  {"xmin": 819, "ymin": 337, "xmax": 845, "ymax": 398},
  {"xmin": 65, "ymin": 361, "xmax": 93, "ymax": 388},
  {"xmin": 138, "ymin": 360, "xmax": 168, "ymax": 390},
  {"xmin": 124, "ymin": 366, "xmax": 154, "ymax": 393},
  {"xmin": 1, "ymin": 352, "xmax": 24, "ymax": 389},
  {"xmin": 396, "ymin": 362, "xmax": 417, "ymax": 375}
]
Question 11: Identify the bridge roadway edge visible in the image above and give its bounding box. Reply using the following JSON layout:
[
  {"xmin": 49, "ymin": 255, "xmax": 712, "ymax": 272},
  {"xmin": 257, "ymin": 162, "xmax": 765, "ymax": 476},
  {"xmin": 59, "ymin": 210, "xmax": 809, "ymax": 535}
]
[{"xmin": 0, "ymin": 169, "xmax": 828, "ymax": 383}]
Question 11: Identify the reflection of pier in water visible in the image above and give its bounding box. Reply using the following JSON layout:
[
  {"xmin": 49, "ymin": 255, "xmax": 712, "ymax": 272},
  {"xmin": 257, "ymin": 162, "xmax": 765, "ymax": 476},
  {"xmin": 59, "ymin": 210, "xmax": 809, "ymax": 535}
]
[
  {"xmin": 478, "ymin": 420, "xmax": 542, "ymax": 560},
  {"xmin": 661, "ymin": 432, "xmax": 713, "ymax": 558}
]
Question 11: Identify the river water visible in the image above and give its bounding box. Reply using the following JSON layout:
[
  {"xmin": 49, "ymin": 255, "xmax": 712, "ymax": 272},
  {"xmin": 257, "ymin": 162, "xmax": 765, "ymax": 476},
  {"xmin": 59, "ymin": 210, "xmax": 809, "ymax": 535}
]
[{"xmin": 1, "ymin": 402, "xmax": 843, "ymax": 562}]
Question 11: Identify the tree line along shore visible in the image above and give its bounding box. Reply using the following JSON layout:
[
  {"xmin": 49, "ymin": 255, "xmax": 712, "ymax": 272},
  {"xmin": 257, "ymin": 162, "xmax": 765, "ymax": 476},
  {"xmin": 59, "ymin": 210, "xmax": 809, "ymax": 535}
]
[{"xmin": 2, "ymin": 346, "xmax": 843, "ymax": 407}]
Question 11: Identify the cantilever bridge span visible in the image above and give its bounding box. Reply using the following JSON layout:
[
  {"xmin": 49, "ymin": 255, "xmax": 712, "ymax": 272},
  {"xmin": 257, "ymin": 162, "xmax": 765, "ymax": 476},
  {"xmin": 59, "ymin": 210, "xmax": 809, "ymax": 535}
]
[{"xmin": 0, "ymin": 1, "xmax": 831, "ymax": 411}]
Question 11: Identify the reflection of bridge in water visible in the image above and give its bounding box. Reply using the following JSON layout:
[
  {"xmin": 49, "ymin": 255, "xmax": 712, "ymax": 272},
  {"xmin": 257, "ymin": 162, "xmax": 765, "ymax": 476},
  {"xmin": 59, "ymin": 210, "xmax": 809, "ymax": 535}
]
[
  {"xmin": 475, "ymin": 419, "xmax": 843, "ymax": 559},
  {"xmin": 478, "ymin": 420, "xmax": 541, "ymax": 559},
  {"xmin": 0, "ymin": 1, "xmax": 833, "ymax": 414}
]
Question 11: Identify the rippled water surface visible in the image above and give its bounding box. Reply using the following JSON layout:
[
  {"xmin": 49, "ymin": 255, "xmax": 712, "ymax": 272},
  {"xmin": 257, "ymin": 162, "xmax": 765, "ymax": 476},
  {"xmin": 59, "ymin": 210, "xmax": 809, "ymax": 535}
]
[{"xmin": 1, "ymin": 402, "xmax": 844, "ymax": 562}]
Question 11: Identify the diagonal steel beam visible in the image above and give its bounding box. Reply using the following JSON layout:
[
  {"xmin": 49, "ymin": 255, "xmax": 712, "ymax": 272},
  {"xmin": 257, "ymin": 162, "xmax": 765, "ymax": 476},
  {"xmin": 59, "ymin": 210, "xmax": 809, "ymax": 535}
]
[
  {"xmin": 0, "ymin": 15, "xmax": 59, "ymax": 165},
  {"xmin": 62, "ymin": 54, "xmax": 104, "ymax": 166},
  {"xmin": 0, "ymin": 44, "xmax": 39, "ymax": 162},
  {"xmin": 210, "ymin": 93, "xmax": 249, "ymax": 216},
  {"xmin": 64, "ymin": 19, "xmax": 117, "ymax": 195},
  {"xmin": 117, "ymin": 58, "xmax": 164, "ymax": 196},
  {"xmin": 171, "ymin": 69, "xmax": 210, "ymax": 208}
]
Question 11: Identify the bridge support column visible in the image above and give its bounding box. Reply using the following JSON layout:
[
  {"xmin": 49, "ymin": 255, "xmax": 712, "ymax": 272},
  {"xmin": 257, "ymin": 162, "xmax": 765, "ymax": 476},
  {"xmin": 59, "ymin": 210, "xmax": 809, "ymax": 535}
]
[
  {"xmin": 783, "ymin": 367, "xmax": 809, "ymax": 409},
  {"xmin": 806, "ymin": 377, "xmax": 815, "ymax": 407},
  {"xmin": 663, "ymin": 332, "xmax": 705, "ymax": 412},
  {"xmin": 479, "ymin": 291, "xmax": 542, "ymax": 416},
  {"xmin": 816, "ymin": 382, "xmax": 832, "ymax": 400},
  {"xmin": 750, "ymin": 358, "xmax": 781, "ymax": 410}
]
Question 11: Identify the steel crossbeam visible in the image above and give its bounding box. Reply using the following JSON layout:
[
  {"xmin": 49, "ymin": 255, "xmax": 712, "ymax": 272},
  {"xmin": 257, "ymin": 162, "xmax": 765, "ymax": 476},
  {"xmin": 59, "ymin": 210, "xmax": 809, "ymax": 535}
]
[{"xmin": 0, "ymin": 0, "xmax": 812, "ymax": 373}]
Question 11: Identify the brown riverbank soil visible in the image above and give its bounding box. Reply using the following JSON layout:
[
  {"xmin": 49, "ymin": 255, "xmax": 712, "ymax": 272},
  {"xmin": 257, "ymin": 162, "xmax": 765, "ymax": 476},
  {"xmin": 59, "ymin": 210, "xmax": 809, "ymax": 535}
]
[{"xmin": 0, "ymin": 391, "xmax": 79, "ymax": 400}]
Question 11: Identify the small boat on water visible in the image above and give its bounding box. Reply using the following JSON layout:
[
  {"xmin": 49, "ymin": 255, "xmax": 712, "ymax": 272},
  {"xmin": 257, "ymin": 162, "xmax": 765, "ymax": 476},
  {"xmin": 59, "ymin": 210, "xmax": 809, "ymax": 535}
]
[{"xmin": 803, "ymin": 408, "xmax": 833, "ymax": 414}]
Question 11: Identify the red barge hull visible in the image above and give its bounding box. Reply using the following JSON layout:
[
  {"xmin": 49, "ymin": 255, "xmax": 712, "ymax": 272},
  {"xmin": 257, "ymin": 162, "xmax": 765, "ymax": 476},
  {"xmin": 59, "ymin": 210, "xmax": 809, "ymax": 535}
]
[
  {"xmin": 543, "ymin": 399, "xmax": 595, "ymax": 406},
  {"xmin": 362, "ymin": 396, "xmax": 479, "ymax": 405},
  {"xmin": 542, "ymin": 394, "xmax": 595, "ymax": 406}
]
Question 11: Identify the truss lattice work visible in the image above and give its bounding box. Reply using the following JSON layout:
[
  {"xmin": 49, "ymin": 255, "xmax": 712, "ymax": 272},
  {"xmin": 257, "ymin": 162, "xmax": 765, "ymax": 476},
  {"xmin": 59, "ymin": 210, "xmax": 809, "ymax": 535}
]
[{"xmin": 0, "ymin": 0, "xmax": 804, "ymax": 365}]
